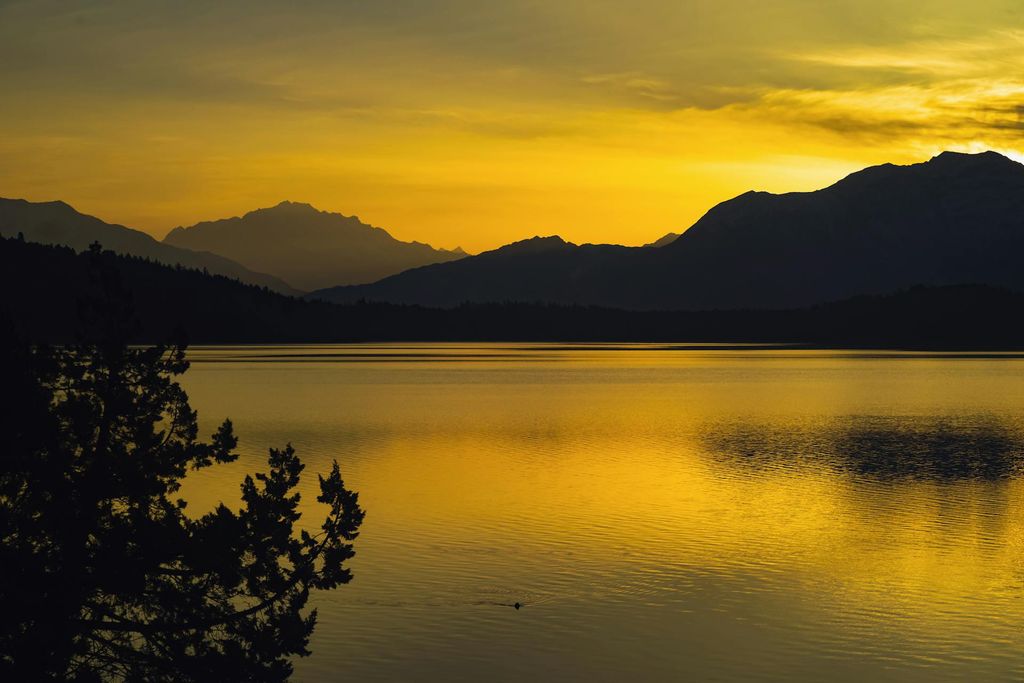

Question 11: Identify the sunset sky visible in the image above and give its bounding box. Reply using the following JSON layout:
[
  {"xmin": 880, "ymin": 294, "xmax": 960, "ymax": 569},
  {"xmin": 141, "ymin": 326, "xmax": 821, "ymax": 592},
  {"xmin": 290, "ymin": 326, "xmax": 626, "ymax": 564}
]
[{"xmin": 2, "ymin": 0, "xmax": 1023, "ymax": 252}]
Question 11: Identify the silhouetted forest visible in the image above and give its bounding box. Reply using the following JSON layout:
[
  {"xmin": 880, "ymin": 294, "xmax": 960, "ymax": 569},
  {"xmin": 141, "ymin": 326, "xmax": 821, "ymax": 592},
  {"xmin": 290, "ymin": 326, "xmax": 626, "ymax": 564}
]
[
  {"xmin": 5, "ymin": 236, "xmax": 1024, "ymax": 348},
  {"xmin": 0, "ymin": 244, "xmax": 364, "ymax": 680}
]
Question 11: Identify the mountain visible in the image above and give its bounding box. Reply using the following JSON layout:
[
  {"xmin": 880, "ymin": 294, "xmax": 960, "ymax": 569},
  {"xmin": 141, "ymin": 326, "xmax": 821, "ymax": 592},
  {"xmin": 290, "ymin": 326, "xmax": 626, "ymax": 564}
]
[
  {"xmin": 643, "ymin": 232, "xmax": 680, "ymax": 248},
  {"xmin": 0, "ymin": 198, "xmax": 297, "ymax": 294},
  {"xmin": 6, "ymin": 235, "xmax": 1024, "ymax": 348},
  {"xmin": 163, "ymin": 201, "xmax": 465, "ymax": 291},
  {"xmin": 312, "ymin": 151, "xmax": 1024, "ymax": 310},
  {"xmin": 313, "ymin": 235, "xmax": 646, "ymax": 306}
]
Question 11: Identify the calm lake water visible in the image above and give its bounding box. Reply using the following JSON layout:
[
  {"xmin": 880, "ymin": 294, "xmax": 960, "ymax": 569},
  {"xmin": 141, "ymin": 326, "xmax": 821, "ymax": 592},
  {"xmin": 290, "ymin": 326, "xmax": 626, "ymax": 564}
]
[{"xmin": 179, "ymin": 344, "xmax": 1024, "ymax": 682}]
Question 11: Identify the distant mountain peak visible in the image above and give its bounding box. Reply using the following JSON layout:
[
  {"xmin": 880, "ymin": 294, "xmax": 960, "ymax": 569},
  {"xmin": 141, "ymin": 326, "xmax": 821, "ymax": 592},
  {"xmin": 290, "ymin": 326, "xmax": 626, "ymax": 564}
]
[
  {"xmin": 925, "ymin": 150, "xmax": 1022, "ymax": 175},
  {"xmin": 163, "ymin": 201, "xmax": 465, "ymax": 290},
  {"xmin": 489, "ymin": 235, "xmax": 573, "ymax": 256},
  {"xmin": 0, "ymin": 197, "xmax": 298, "ymax": 294},
  {"xmin": 643, "ymin": 232, "xmax": 680, "ymax": 248},
  {"xmin": 795, "ymin": 149, "xmax": 1024, "ymax": 200},
  {"xmin": 4, "ymin": 197, "xmax": 76, "ymax": 214},
  {"xmin": 930, "ymin": 149, "xmax": 1012, "ymax": 164},
  {"xmin": 275, "ymin": 199, "xmax": 312, "ymax": 207},
  {"xmin": 261, "ymin": 200, "xmax": 321, "ymax": 214},
  {"xmin": 40, "ymin": 199, "xmax": 74, "ymax": 210}
]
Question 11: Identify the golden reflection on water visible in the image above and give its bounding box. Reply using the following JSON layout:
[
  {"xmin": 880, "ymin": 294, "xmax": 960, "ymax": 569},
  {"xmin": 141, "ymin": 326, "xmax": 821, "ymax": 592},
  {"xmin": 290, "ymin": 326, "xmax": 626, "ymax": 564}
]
[{"xmin": 179, "ymin": 345, "xmax": 1024, "ymax": 681}]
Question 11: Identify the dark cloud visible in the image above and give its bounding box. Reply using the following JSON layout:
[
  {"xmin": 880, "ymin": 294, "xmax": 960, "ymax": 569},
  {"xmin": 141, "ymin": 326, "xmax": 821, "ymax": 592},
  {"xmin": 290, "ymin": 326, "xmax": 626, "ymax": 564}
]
[{"xmin": 4, "ymin": 0, "xmax": 1022, "ymax": 114}]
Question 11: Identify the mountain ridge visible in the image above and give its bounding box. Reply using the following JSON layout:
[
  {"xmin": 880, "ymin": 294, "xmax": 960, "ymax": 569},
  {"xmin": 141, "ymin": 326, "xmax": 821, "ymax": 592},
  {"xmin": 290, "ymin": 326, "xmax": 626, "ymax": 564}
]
[
  {"xmin": 163, "ymin": 200, "xmax": 465, "ymax": 291},
  {"xmin": 0, "ymin": 197, "xmax": 298, "ymax": 294},
  {"xmin": 643, "ymin": 232, "xmax": 680, "ymax": 248},
  {"xmin": 312, "ymin": 150, "xmax": 1024, "ymax": 310}
]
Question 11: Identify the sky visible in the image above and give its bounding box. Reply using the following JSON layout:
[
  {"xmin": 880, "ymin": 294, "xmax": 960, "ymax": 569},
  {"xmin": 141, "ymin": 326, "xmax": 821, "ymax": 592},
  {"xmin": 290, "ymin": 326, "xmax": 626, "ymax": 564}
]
[{"xmin": 2, "ymin": 0, "xmax": 1023, "ymax": 252}]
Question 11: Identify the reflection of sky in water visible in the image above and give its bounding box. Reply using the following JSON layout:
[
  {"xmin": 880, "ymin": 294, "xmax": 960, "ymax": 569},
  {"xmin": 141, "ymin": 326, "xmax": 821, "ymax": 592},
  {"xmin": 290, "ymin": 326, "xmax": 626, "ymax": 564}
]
[{"xmin": 179, "ymin": 345, "xmax": 1024, "ymax": 682}]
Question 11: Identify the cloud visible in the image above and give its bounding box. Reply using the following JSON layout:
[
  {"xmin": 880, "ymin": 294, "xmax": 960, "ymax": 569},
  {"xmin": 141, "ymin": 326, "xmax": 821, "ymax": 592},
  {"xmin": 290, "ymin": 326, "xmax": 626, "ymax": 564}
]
[
  {"xmin": 2, "ymin": 0, "xmax": 1024, "ymax": 249},
  {"xmin": 729, "ymin": 30, "xmax": 1024, "ymax": 144}
]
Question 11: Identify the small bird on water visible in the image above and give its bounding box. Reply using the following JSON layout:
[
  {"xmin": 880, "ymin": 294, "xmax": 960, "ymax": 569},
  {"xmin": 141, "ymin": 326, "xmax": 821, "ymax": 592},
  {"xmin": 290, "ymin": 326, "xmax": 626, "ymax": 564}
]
[{"xmin": 514, "ymin": 602, "xmax": 521, "ymax": 610}]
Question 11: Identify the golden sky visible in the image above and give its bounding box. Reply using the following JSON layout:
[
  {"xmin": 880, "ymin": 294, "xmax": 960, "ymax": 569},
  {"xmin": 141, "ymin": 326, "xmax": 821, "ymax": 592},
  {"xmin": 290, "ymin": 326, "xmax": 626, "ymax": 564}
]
[{"xmin": 2, "ymin": 0, "xmax": 1023, "ymax": 252}]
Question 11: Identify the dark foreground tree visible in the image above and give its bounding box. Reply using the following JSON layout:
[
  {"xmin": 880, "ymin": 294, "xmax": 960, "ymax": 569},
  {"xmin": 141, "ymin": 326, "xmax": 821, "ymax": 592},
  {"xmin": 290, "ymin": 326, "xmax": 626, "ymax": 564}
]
[{"xmin": 0, "ymin": 246, "xmax": 364, "ymax": 681}]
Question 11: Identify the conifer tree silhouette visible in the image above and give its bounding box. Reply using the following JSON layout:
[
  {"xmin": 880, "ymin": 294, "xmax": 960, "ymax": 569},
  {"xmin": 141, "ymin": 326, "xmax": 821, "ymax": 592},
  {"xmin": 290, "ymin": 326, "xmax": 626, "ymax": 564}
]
[{"xmin": 0, "ymin": 245, "xmax": 364, "ymax": 681}]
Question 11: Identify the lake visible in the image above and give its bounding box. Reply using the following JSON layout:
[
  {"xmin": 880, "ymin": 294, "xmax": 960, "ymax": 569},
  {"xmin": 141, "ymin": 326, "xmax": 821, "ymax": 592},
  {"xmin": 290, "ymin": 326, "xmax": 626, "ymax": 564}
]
[{"xmin": 179, "ymin": 344, "xmax": 1024, "ymax": 681}]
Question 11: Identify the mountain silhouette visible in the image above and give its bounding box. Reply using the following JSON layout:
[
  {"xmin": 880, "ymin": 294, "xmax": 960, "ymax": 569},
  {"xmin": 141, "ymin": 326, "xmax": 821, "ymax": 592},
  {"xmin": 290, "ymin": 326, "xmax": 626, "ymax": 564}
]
[
  {"xmin": 0, "ymin": 198, "xmax": 298, "ymax": 294},
  {"xmin": 643, "ymin": 232, "xmax": 680, "ymax": 248},
  {"xmin": 163, "ymin": 201, "xmax": 465, "ymax": 291},
  {"xmin": 312, "ymin": 151, "xmax": 1024, "ymax": 309},
  {"xmin": 312, "ymin": 235, "xmax": 644, "ymax": 307}
]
